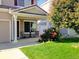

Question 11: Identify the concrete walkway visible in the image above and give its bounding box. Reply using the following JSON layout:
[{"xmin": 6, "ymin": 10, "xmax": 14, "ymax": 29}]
[
  {"xmin": 0, "ymin": 38, "xmax": 39, "ymax": 59},
  {"xmin": 0, "ymin": 48, "xmax": 28, "ymax": 59}
]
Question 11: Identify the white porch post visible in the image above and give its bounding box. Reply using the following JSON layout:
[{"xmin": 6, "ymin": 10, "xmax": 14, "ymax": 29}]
[
  {"xmin": 36, "ymin": 21, "xmax": 38, "ymax": 31},
  {"xmin": 13, "ymin": 15, "xmax": 17, "ymax": 42}
]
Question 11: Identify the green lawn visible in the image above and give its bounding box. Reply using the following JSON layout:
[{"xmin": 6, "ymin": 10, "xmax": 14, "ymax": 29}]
[{"xmin": 20, "ymin": 39, "xmax": 79, "ymax": 59}]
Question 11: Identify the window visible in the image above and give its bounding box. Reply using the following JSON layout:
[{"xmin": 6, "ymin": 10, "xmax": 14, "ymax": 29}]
[
  {"xmin": 14, "ymin": 0, "xmax": 24, "ymax": 6},
  {"xmin": 31, "ymin": 0, "xmax": 34, "ymax": 4},
  {"xmin": 18, "ymin": 0, "xmax": 24, "ymax": 6},
  {"xmin": 14, "ymin": 0, "xmax": 17, "ymax": 6},
  {"xmin": 24, "ymin": 22, "xmax": 36, "ymax": 32},
  {"xmin": 24, "ymin": 22, "xmax": 30, "ymax": 32}
]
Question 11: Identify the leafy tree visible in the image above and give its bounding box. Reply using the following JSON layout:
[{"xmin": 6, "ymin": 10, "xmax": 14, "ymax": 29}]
[{"xmin": 50, "ymin": 0, "xmax": 79, "ymax": 33}]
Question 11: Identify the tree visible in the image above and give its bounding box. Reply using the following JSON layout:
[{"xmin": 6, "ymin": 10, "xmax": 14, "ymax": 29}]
[{"xmin": 50, "ymin": 0, "xmax": 79, "ymax": 33}]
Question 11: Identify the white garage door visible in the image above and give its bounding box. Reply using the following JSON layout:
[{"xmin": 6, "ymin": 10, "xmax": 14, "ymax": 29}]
[{"xmin": 0, "ymin": 21, "xmax": 10, "ymax": 43}]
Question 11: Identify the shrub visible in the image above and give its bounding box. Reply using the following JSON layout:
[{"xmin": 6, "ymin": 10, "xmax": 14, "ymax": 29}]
[{"xmin": 38, "ymin": 28, "xmax": 59, "ymax": 42}]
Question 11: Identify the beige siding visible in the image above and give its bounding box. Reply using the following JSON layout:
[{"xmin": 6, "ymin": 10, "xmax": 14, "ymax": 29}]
[
  {"xmin": 0, "ymin": 13, "xmax": 12, "ymax": 19},
  {"xmin": 0, "ymin": 0, "xmax": 1, "ymax": 5},
  {"xmin": 1, "ymin": 0, "xmax": 37, "ymax": 7},
  {"xmin": 1, "ymin": 0, "xmax": 14, "ymax": 6}
]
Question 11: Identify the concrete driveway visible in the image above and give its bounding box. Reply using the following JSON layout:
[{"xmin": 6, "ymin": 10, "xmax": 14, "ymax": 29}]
[{"xmin": 0, "ymin": 38, "xmax": 39, "ymax": 50}]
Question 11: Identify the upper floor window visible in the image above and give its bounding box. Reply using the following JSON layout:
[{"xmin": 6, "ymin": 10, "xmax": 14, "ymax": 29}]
[
  {"xmin": 14, "ymin": 0, "xmax": 24, "ymax": 6},
  {"xmin": 31, "ymin": 0, "xmax": 34, "ymax": 4},
  {"xmin": 14, "ymin": 0, "xmax": 17, "ymax": 6}
]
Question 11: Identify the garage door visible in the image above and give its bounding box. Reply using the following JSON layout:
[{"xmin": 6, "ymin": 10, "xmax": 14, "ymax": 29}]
[{"xmin": 0, "ymin": 21, "xmax": 10, "ymax": 43}]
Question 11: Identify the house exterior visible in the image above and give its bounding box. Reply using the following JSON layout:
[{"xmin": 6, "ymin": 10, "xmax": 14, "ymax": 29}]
[{"xmin": 0, "ymin": 0, "xmax": 48, "ymax": 43}]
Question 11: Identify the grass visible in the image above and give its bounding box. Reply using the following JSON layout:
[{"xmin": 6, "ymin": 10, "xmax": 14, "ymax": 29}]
[{"xmin": 20, "ymin": 38, "xmax": 79, "ymax": 59}]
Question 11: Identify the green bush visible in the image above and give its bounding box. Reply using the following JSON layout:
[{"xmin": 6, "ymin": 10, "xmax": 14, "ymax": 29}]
[{"xmin": 38, "ymin": 28, "xmax": 59, "ymax": 42}]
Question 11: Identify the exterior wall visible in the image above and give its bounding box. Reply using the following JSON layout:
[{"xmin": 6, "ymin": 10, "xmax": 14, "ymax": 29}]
[
  {"xmin": 0, "ymin": 13, "xmax": 12, "ymax": 43},
  {"xmin": 0, "ymin": 0, "xmax": 1, "ymax": 5},
  {"xmin": 0, "ymin": 12, "xmax": 12, "ymax": 19},
  {"xmin": 68, "ymin": 28, "xmax": 79, "ymax": 37},
  {"xmin": 60, "ymin": 28, "xmax": 79, "ymax": 38},
  {"xmin": 37, "ymin": 20, "xmax": 52, "ymax": 36},
  {"xmin": 0, "ymin": 0, "xmax": 37, "ymax": 7},
  {"xmin": 1, "ymin": 0, "xmax": 14, "ymax": 6}
]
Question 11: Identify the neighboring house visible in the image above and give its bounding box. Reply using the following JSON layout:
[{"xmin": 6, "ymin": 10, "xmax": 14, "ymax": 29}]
[{"xmin": 0, "ymin": 0, "xmax": 48, "ymax": 43}]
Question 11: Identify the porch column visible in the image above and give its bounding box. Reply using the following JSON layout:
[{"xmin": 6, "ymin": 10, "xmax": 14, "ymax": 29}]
[
  {"xmin": 36, "ymin": 20, "xmax": 40, "ymax": 37},
  {"xmin": 36, "ymin": 21, "xmax": 38, "ymax": 31},
  {"xmin": 13, "ymin": 15, "xmax": 17, "ymax": 42}
]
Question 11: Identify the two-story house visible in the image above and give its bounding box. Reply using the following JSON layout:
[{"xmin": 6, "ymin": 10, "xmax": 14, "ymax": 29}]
[{"xmin": 0, "ymin": 0, "xmax": 48, "ymax": 43}]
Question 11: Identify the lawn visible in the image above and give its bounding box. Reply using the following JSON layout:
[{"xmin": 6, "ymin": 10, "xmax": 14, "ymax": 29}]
[{"xmin": 20, "ymin": 38, "xmax": 79, "ymax": 59}]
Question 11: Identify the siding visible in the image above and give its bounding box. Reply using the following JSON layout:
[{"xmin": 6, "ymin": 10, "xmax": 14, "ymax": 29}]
[{"xmin": 1, "ymin": 0, "xmax": 14, "ymax": 6}]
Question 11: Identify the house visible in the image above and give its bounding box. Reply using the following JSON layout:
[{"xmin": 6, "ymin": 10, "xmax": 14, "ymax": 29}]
[{"xmin": 0, "ymin": 0, "xmax": 48, "ymax": 43}]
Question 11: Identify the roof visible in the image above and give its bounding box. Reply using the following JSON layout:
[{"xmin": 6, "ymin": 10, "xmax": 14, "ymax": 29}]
[{"xmin": 13, "ymin": 5, "xmax": 48, "ymax": 16}]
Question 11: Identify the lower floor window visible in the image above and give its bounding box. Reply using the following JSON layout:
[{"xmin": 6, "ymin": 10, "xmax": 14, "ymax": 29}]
[{"xmin": 24, "ymin": 22, "xmax": 36, "ymax": 32}]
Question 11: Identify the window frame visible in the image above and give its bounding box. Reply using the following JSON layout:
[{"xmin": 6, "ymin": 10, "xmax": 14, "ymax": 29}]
[
  {"xmin": 14, "ymin": 0, "xmax": 17, "ymax": 6},
  {"xmin": 23, "ymin": 20, "xmax": 36, "ymax": 33},
  {"xmin": 14, "ymin": 0, "xmax": 25, "ymax": 6},
  {"xmin": 31, "ymin": 0, "xmax": 34, "ymax": 4}
]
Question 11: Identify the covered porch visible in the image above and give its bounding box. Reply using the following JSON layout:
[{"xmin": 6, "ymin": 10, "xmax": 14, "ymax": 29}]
[
  {"xmin": 11, "ymin": 5, "xmax": 48, "ymax": 42},
  {"xmin": 17, "ymin": 16, "xmax": 39, "ymax": 39}
]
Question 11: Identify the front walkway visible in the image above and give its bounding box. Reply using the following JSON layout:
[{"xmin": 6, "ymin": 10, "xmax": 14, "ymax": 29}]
[
  {"xmin": 0, "ymin": 48, "xmax": 28, "ymax": 59},
  {"xmin": 0, "ymin": 38, "xmax": 39, "ymax": 50},
  {"xmin": 0, "ymin": 38, "xmax": 39, "ymax": 59}
]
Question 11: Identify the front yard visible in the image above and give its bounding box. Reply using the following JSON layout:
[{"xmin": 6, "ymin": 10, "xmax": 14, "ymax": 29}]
[{"xmin": 20, "ymin": 38, "xmax": 79, "ymax": 59}]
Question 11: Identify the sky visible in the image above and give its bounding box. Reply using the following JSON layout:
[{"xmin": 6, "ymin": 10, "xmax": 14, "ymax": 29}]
[{"xmin": 37, "ymin": 0, "xmax": 46, "ymax": 5}]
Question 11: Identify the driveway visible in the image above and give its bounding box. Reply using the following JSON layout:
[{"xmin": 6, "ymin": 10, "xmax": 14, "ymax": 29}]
[
  {"xmin": 0, "ymin": 48, "xmax": 28, "ymax": 59},
  {"xmin": 0, "ymin": 38, "xmax": 39, "ymax": 50}
]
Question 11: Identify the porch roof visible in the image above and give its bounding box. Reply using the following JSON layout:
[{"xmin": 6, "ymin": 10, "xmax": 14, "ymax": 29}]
[{"xmin": 13, "ymin": 5, "xmax": 48, "ymax": 16}]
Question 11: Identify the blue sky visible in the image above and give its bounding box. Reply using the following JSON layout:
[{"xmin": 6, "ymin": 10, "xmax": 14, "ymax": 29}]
[{"xmin": 37, "ymin": 0, "xmax": 46, "ymax": 5}]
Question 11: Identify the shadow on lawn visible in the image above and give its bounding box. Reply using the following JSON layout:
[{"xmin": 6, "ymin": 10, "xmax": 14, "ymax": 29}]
[{"xmin": 54, "ymin": 38, "xmax": 79, "ymax": 43}]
